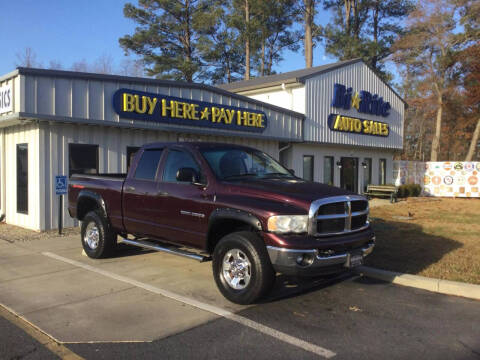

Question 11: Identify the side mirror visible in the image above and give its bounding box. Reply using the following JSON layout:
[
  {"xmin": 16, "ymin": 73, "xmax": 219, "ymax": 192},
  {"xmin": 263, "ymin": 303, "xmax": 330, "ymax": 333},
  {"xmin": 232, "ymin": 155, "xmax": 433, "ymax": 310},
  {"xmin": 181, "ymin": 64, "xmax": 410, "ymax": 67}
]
[
  {"xmin": 176, "ymin": 167, "xmax": 199, "ymax": 183},
  {"xmin": 288, "ymin": 169, "xmax": 295, "ymax": 175}
]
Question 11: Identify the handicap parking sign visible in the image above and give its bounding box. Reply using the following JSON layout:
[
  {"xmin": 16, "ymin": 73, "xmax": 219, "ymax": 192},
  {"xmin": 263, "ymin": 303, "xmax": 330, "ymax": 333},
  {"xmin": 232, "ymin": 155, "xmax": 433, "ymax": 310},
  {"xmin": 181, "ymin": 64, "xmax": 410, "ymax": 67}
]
[{"xmin": 55, "ymin": 175, "xmax": 68, "ymax": 195}]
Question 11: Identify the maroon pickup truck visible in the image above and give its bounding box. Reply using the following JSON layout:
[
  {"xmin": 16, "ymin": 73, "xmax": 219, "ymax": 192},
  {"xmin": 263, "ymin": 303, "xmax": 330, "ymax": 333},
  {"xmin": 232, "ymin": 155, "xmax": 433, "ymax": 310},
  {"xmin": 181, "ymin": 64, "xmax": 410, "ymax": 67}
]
[{"xmin": 68, "ymin": 142, "xmax": 375, "ymax": 304}]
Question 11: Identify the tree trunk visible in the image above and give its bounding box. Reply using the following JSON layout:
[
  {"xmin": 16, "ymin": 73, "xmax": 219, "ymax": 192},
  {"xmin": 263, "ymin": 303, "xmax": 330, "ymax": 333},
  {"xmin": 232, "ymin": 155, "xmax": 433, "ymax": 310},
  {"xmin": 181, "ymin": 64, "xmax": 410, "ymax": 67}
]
[
  {"xmin": 372, "ymin": 0, "xmax": 379, "ymax": 69},
  {"xmin": 244, "ymin": 0, "xmax": 250, "ymax": 80},
  {"xmin": 430, "ymin": 101, "xmax": 443, "ymax": 161},
  {"xmin": 260, "ymin": 38, "xmax": 265, "ymax": 76},
  {"xmin": 465, "ymin": 118, "xmax": 480, "ymax": 161},
  {"xmin": 185, "ymin": 0, "xmax": 193, "ymax": 82},
  {"xmin": 304, "ymin": 0, "xmax": 313, "ymax": 68},
  {"xmin": 344, "ymin": 0, "xmax": 351, "ymax": 35}
]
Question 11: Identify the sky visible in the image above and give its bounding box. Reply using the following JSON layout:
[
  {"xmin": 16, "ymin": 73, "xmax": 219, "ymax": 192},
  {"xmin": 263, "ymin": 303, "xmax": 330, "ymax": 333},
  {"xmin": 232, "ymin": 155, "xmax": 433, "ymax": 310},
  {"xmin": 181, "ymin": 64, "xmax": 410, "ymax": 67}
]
[{"xmin": 0, "ymin": 0, "xmax": 351, "ymax": 80}]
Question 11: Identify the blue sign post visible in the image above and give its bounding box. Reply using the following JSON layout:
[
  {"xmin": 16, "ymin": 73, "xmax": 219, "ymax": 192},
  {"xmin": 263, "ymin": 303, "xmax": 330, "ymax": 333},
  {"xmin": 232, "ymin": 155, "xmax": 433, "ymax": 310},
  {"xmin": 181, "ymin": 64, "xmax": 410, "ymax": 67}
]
[{"xmin": 55, "ymin": 176, "xmax": 67, "ymax": 234}]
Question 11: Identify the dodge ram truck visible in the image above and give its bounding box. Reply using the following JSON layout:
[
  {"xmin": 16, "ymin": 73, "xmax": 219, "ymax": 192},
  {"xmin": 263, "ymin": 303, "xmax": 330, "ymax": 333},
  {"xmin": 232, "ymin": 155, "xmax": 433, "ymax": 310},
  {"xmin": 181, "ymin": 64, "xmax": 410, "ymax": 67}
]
[{"xmin": 68, "ymin": 142, "xmax": 375, "ymax": 304}]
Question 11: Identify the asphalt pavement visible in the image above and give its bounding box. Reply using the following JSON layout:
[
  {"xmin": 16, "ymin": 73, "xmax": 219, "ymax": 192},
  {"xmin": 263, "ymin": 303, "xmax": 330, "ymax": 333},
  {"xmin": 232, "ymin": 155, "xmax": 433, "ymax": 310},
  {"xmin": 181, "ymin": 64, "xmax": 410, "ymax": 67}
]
[{"xmin": 0, "ymin": 233, "xmax": 479, "ymax": 360}]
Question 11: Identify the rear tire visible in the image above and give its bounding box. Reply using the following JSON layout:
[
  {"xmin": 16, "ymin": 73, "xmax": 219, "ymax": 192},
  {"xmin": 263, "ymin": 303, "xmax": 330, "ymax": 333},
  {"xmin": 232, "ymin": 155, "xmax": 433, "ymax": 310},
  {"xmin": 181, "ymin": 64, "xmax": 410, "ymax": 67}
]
[
  {"xmin": 81, "ymin": 210, "xmax": 116, "ymax": 258},
  {"xmin": 212, "ymin": 231, "xmax": 275, "ymax": 305}
]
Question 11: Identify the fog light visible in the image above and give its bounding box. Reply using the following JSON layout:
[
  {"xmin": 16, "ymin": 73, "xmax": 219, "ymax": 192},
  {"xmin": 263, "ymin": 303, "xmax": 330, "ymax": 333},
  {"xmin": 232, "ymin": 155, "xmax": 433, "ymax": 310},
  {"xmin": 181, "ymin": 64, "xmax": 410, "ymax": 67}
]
[{"xmin": 296, "ymin": 253, "xmax": 314, "ymax": 267}]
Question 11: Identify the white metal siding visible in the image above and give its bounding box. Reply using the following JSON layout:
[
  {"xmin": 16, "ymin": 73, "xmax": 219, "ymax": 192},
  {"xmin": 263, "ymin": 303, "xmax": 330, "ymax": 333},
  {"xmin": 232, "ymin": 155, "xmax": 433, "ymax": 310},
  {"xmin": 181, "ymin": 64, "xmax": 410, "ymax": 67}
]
[
  {"xmin": 305, "ymin": 62, "xmax": 403, "ymax": 149},
  {"xmin": 287, "ymin": 143, "xmax": 395, "ymax": 191},
  {"xmin": 245, "ymin": 86, "xmax": 305, "ymax": 114},
  {"xmin": 39, "ymin": 122, "xmax": 279, "ymax": 230},
  {"xmin": 22, "ymin": 74, "xmax": 303, "ymax": 142},
  {"xmin": 4, "ymin": 123, "xmax": 41, "ymax": 230}
]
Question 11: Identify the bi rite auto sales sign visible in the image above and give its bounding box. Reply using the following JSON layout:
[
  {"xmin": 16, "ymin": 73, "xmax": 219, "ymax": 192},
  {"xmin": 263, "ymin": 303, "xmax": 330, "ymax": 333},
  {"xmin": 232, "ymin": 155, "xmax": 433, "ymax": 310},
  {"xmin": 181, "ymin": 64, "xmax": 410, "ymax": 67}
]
[
  {"xmin": 113, "ymin": 89, "xmax": 267, "ymax": 133},
  {"xmin": 328, "ymin": 83, "xmax": 390, "ymax": 137},
  {"xmin": 0, "ymin": 84, "xmax": 13, "ymax": 114}
]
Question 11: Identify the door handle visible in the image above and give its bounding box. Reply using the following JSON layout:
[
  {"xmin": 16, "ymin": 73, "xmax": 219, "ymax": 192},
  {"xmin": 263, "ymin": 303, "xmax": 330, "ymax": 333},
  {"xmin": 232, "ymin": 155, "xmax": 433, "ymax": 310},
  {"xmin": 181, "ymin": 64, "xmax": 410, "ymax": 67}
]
[{"xmin": 126, "ymin": 186, "xmax": 135, "ymax": 191}]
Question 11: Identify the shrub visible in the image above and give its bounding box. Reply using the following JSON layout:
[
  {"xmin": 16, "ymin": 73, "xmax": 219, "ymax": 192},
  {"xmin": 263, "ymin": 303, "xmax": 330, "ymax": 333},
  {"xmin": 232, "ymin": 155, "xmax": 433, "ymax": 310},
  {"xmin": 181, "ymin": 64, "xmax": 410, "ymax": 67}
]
[{"xmin": 397, "ymin": 184, "xmax": 421, "ymax": 198}]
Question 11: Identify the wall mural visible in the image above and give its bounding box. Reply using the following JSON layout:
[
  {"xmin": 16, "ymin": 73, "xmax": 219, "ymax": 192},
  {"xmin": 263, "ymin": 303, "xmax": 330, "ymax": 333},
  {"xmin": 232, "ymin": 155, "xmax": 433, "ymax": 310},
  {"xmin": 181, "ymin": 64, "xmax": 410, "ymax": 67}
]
[{"xmin": 393, "ymin": 161, "xmax": 480, "ymax": 198}]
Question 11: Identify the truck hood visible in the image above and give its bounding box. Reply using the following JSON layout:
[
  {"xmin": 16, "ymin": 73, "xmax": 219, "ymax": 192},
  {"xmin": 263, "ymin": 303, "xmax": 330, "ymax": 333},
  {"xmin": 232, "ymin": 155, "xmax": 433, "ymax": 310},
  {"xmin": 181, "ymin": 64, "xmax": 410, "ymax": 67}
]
[{"xmin": 223, "ymin": 177, "xmax": 359, "ymax": 209}]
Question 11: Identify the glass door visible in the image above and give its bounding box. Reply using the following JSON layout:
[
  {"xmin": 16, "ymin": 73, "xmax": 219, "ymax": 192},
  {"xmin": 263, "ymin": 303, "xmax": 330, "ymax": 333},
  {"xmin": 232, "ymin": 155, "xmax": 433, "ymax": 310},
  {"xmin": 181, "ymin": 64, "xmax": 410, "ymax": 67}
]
[{"xmin": 340, "ymin": 157, "xmax": 358, "ymax": 193}]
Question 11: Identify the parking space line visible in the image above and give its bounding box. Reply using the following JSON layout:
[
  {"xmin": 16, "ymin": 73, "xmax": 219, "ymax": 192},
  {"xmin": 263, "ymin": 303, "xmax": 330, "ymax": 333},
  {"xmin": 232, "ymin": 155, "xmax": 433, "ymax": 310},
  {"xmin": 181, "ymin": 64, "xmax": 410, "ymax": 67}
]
[
  {"xmin": 42, "ymin": 251, "xmax": 336, "ymax": 358},
  {"xmin": 0, "ymin": 303, "xmax": 84, "ymax": 360}
]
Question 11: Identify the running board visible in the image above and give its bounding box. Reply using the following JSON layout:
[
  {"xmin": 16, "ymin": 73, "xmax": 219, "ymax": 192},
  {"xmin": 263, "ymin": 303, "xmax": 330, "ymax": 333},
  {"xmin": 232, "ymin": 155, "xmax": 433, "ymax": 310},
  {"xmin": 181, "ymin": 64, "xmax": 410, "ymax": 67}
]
[{"xmin": 120, "ymin": 238, "xmax": 211, "ymax": 262}]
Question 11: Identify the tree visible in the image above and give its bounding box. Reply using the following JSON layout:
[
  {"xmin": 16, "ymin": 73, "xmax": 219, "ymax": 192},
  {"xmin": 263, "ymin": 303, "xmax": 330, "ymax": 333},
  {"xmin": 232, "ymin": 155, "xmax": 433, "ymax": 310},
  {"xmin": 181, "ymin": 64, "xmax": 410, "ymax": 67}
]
[
  {"xmin": 254, "ymin": 0, "xmax": 301, "ymax": 75},
  {"xmin": 93, "ymin": 54, "xmax": 115, "ymax": 74},
  {"xmin": 119, "ymin": 58, "xmax": 146, "ymax": 77},
  {"xmin": 230, "ymin": 0, "xmax": 262, "ymax": 80},
  {"xmin": 302, "ymin": 0, "xmax": 317, "ymax": 68},
  {"xmin": 119, "ymin": 0, "xmax": 220, "ymax": 82},
  {"xmin": 461, "ymin": 43, "xmax": 480, "ymax": 161},
  {"xmin": 457, "ymin": 0, "xmax": 480, "ymax": 160},
  {"xmin": 48, "ymin": 60, "xmax": 63, "ymax": 70},
  {"xmin": 200, "ymin": 8, "xmax": 245, "ymax": 83},
  {"xmin": 15, "ymin": 47, "xmax": 41, "ymax": 68},
  {"xmin": 71, "ymin": 59, "xmax": 89, "ymax": 72},
  {"xmin": 393, "ymin": 0, "xmax": 459, "ymax": 161},
  {"xmin": 321, "ymin": 0, "xmax": 412, "ymax": 80}
]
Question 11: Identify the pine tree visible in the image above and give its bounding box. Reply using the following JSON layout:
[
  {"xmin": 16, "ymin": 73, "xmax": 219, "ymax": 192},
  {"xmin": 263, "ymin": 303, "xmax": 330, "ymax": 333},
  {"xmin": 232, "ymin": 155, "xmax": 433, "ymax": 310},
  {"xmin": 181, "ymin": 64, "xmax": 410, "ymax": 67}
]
[
  {"xmin": 321, "ymin": 0, "xmax": 413, "ymax": 80},
  {"xmin": 119, "ymin": 0, "xmax": 220, "ymax": 82},
  {"xmin": 254, "ymin": 0, "xmax": 301, "ymax": 75}
]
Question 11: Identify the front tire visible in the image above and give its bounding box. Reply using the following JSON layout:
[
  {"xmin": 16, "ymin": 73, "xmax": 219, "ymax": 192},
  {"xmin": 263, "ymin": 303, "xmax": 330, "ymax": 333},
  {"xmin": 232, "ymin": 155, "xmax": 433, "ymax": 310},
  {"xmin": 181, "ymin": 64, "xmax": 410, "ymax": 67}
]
[
  {"xmin": 212, "ymin": 231, "xmax": 275, "ymax": 305},
  {"xmin": 81, "ymin": 210, "xmax": 116, "ymax": 258}
]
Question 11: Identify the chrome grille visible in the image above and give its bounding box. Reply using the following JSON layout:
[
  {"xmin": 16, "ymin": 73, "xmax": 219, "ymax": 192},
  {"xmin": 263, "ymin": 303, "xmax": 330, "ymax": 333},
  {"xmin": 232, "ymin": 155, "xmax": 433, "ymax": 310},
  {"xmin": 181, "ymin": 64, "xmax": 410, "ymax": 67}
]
[{"xmin": 308, "ymin": 196, "xmax": 369, "ymax": 237}]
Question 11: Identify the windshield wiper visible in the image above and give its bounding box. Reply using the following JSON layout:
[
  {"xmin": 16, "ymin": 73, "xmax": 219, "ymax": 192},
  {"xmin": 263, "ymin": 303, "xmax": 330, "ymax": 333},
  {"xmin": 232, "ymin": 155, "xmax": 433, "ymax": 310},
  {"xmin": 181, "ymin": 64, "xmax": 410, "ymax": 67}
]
[
  {"xmin": 262, "ymin": 172, "xmax": 294, "ymax": 178},
  {"xmin": 223, "ymin": 173, "xmax": 258, "ymax": 180}
]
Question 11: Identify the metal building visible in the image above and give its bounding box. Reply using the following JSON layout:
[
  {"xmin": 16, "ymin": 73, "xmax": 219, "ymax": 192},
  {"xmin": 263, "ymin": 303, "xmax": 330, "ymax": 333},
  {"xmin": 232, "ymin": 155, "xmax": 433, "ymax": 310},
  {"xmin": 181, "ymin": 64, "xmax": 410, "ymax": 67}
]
[
  {"xmin": 0, "ymin": 59, "xmax": 404, "ymax": 231},
  {"xmin": 0, "ymin": 67, "xmax": 303, "ymax": 230},
  {"xmin": 219, "ymin": 58, "xmax": 405, "ymax": 194}
]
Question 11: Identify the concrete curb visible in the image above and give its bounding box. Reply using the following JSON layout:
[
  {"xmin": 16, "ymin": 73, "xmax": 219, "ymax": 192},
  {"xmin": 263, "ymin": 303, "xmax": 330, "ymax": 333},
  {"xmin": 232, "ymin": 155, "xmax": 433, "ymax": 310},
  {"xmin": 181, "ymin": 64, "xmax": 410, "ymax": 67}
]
[{"xmin": 355, "ymin": 266, "xmax": 480, "ymax": 301}]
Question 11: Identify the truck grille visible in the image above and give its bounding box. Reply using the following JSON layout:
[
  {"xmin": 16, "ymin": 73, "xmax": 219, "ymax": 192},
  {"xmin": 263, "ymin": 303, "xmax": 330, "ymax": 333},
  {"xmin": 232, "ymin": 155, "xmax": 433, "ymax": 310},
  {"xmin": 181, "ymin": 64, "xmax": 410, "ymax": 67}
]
[{"xmin": 309, "ymin": 196, "xmax": 369, "ymax": 237}]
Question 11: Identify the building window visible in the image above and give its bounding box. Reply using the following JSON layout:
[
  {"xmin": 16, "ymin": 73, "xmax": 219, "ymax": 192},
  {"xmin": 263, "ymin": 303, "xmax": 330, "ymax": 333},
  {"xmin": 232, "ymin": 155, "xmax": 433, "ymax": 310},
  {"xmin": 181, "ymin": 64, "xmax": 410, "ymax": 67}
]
[
  {"xmin": 127, "ymin": 146, "xmax": 141, "ymax": 171},
  {"xmin": 163, "ymin": 149, "xmax": 201, "ymax": 183},
  {"xmin": 379, "ymin": 159, "xmax": 387, "ymax": 185},
  {"xmin": 323, "ymin": 156, "xmax": 334, "ymax": 186},
  {"xmin": 69, "ymin": 144, "xmax": 99, "ymax": 177},
  {"xmin": 17, "ymin": 144, "xmax": 28, "ymax": 214},
  {"xmin": 303, "ymin": 155, "xmax": 314, "ymax": 181},
  {"xmin": 134, "ymin": 149, "xmax": 163, "ymax": 180},
  {"xmin": 363, "ymin": 158, "xmax": 372, "ymax": 191}
]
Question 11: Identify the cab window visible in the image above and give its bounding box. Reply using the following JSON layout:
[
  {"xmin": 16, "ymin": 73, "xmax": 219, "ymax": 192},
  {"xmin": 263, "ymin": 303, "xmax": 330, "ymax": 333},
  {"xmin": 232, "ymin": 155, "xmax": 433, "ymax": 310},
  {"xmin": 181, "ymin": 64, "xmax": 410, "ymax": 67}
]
[
  {"xmin": 163, "ymin": 149, "xmax": 202, "ymax": 183},
  {"xmin": 134, "ymin": 149, "xmax": 163, "ymax": 180}
]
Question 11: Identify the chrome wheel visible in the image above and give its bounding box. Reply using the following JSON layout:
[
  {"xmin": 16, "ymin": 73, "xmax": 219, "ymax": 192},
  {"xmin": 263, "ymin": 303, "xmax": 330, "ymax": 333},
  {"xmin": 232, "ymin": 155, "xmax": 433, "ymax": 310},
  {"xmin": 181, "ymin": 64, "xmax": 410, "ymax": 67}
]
[
  {"xmin": 84, "ymin": 223, "xmax": 100, "ymax": 250},
  {"xmin": 222, "ymin": 249, "xmax": 252, "ymax": 290}
]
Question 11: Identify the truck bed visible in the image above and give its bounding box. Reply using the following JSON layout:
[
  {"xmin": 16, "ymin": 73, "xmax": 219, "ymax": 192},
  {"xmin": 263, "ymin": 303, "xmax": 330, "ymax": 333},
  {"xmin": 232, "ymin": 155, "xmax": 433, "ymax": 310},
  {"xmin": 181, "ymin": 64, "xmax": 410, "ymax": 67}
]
[{"xmin": 68, "ymin": 173, "xmax": 126, "ymax": 232}]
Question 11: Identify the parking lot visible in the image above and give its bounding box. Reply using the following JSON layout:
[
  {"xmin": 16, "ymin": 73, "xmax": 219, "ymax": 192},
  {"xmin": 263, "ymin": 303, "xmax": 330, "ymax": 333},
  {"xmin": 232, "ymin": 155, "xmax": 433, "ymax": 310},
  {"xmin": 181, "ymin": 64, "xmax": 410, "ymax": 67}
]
[{"xmin": 1, "ymin": 232, "xmax": 479, "ymax": 359}]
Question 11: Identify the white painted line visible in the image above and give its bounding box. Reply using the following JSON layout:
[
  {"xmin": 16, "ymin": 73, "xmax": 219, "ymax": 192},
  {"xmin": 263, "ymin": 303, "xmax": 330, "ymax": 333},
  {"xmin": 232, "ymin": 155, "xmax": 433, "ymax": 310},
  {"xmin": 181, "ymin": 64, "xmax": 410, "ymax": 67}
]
[{"xmin": 42, "ymin": 251, "xmax": 336, "ymax": 358}]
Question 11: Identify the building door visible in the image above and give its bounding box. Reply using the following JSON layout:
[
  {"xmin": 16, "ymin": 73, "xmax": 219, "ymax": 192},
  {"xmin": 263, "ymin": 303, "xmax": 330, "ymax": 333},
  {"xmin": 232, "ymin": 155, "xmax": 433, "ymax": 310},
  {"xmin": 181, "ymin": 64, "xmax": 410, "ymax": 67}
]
[{"xmin": 340, "ymin": 157, "xmax": 358, "ymax": 193}]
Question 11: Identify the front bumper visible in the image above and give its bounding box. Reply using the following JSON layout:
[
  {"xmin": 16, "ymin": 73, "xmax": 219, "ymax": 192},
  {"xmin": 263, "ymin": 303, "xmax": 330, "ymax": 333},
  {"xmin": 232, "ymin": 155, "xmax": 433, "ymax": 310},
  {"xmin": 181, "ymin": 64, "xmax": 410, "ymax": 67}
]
[{"xmin": 267, "ymin": 238, "xmax": 375, "ymax": 277}]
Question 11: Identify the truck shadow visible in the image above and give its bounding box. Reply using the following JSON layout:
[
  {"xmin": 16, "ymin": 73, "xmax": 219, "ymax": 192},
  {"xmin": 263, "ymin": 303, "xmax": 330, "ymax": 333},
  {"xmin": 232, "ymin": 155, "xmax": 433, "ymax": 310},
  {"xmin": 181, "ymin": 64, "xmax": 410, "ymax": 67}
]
[
  {"xmin": 364, "ymin": 218, "xmax": 462, "ymax": 276},
  {"xmin": 262, "ymin": 272, "xmax": 356, "ymax": 303},
  {"xmin": 262, "ymin": 218, "xmax": 462, "ymax": 303}
]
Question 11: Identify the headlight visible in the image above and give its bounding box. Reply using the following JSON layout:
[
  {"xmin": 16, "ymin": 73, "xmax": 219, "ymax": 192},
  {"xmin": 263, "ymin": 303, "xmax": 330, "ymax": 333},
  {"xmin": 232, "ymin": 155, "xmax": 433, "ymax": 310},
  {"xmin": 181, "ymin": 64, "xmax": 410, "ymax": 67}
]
[{"xmin": 267, "ymin": 215, "xmax": 308, "ymax": 233}]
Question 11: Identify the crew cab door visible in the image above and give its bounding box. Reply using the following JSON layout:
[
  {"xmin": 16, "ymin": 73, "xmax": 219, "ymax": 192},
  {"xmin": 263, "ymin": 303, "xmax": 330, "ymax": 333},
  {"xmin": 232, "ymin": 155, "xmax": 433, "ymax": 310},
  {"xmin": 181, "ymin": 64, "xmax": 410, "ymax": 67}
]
[
  {"xmin": 158, "ymin": 148, "xmax": 214, "ymax": 248},
  {"xmin": 122, "ymin": 148, "xmax": 164, "ymax": 237}
]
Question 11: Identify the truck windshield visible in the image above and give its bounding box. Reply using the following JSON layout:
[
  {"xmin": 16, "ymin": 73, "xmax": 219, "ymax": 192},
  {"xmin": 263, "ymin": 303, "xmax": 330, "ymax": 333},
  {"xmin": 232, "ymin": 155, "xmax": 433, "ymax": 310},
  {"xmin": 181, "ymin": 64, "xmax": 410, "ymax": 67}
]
[{"xmin": 200, "ymin": 148, "xmax": 294, "ymax": 180}]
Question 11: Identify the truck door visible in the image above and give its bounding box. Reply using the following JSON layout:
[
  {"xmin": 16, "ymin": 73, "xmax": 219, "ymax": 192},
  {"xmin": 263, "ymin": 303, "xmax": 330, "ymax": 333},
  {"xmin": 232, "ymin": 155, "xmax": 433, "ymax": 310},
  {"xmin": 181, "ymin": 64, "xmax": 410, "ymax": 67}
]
[
  {"xmin": 157, "ymin": 148, "xmax": 214, "ymax": 248},
  {"xmin": 122, "ymin": 148, "xmax": 164, "ymax": 237}
]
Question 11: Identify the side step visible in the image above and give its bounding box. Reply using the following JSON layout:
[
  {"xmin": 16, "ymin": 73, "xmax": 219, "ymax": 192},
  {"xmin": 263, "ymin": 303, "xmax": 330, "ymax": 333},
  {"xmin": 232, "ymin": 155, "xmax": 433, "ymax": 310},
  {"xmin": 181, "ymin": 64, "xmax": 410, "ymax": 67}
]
[{"xmin": 120, "ymin": 238, "xmax": 211, "ymax": 262}]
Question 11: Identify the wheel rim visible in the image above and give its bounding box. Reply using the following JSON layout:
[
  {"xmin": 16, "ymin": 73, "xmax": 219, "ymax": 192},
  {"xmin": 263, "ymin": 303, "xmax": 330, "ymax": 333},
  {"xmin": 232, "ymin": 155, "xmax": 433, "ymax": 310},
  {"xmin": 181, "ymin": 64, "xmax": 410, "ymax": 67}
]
[
  {"xmin": 222, "ymin": 249, "xmax": 252, "ymax": 290},
  {"xmin": 84, "ymin": 223, "xmax": 100, "ymax": 250}
]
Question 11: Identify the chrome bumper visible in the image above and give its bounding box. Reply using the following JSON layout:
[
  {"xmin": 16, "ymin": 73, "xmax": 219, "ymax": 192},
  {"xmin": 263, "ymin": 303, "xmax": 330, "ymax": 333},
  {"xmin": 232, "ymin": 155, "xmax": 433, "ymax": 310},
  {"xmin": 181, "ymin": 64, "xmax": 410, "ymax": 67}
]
[{"xmin": 266, "ymin": 240, "xmax": 375, "ymax": 274}]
